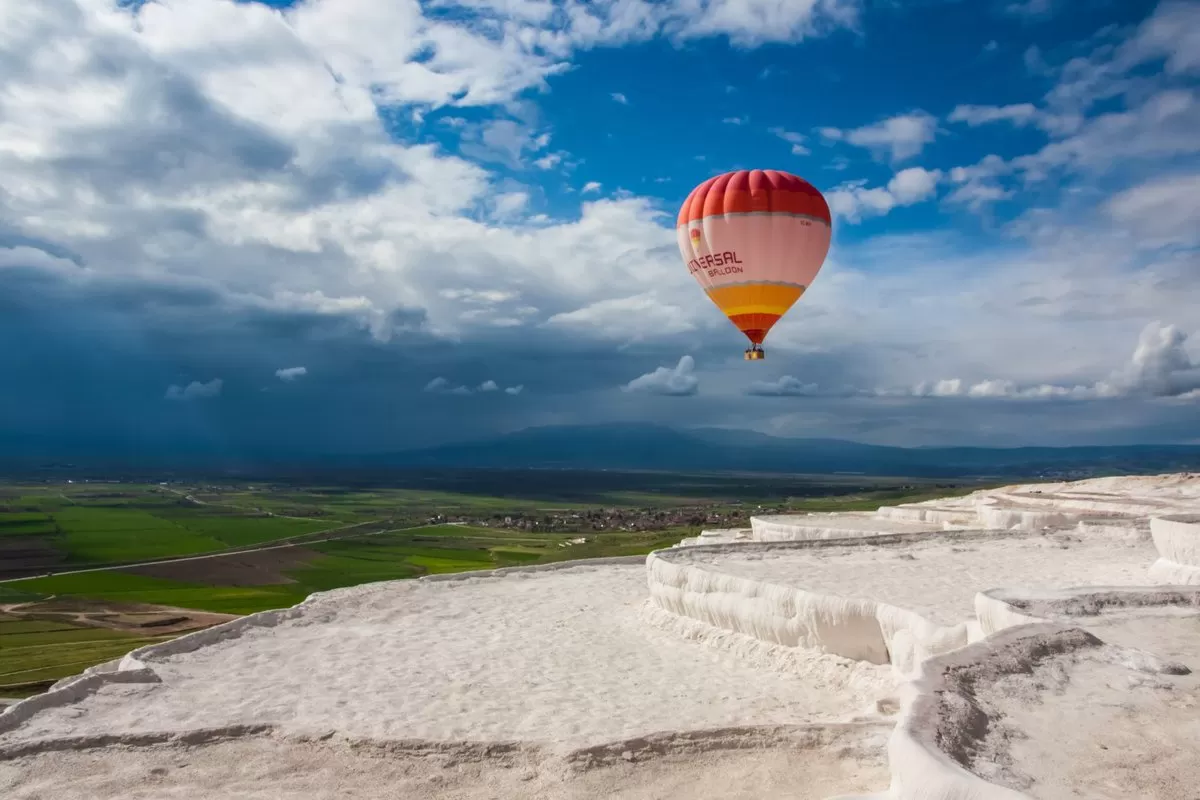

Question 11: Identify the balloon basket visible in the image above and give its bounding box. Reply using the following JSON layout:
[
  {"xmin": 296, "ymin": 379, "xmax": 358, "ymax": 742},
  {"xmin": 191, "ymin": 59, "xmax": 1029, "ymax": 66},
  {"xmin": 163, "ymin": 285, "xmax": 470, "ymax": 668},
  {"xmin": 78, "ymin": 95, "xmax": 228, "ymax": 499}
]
[{"xmin": 744, "ymin": 348, "xmax": 765, "ymax": 361}]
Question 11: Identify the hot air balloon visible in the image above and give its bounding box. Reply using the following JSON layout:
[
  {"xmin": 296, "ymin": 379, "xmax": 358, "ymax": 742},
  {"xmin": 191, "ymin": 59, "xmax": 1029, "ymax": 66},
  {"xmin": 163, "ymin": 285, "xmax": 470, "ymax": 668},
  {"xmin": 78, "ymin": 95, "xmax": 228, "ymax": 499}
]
[{"xmin": 677, "ymin": 169, "xmax": 831, "ymax": 360}]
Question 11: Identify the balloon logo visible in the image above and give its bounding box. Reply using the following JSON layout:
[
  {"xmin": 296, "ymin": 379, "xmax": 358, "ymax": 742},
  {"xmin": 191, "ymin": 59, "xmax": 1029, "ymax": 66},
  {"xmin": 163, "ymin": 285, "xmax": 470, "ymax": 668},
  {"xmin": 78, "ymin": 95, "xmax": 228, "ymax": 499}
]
[{"xmin": 677, "ymin": 169, "xmax": 831, "ymax": 360}]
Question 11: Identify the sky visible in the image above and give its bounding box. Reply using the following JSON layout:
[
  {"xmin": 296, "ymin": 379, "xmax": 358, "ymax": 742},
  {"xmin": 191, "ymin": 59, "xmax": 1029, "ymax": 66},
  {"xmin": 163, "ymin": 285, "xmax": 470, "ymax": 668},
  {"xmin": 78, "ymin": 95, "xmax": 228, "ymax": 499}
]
[{"xmin": 1, "ymin": 0, "xmax": 1199, "ymax": 462}]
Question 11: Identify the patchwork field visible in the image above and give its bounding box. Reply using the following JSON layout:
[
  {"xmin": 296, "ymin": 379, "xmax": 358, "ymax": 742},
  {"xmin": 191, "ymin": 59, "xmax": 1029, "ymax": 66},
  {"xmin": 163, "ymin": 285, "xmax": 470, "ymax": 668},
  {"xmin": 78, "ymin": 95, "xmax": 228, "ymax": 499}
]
[
  {"xmin": 0, "ymin": 473, "xmax": 976, "ymax": 698},
  {"xmin": 1, "ymin": 525, "xmax": 696, "ymax": 616},
  {"xmin": 0, "ymin": 605, "xmax": 234, "ymax": 694},
  {"xmin": 0, "ymin": 496, "xmax": 334, "ymax": 579}
]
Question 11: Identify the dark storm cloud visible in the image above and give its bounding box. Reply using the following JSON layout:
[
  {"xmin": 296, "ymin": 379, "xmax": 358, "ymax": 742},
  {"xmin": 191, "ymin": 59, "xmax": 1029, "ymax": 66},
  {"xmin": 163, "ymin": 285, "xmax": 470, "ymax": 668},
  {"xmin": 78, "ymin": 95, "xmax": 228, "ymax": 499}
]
[
  {"xmin": 0, "ymin": 255, "xmax": 705, "ymax": 461},
  {"xmin": 2, "ymin": 0, "xmax": 1197, "ymax": 466}
]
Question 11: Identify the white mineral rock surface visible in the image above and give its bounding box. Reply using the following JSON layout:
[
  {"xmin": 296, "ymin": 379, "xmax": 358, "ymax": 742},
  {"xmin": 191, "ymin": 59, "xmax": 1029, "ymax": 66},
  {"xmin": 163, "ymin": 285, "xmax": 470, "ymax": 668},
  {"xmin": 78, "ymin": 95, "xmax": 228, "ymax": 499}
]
[
  {"xmin": 1, "ymin": 473, "xmax": 1197, "ymax": 800},
  {"xmin": 889, "ymin": 586, "xmax": 1200, "ymax": 800}
]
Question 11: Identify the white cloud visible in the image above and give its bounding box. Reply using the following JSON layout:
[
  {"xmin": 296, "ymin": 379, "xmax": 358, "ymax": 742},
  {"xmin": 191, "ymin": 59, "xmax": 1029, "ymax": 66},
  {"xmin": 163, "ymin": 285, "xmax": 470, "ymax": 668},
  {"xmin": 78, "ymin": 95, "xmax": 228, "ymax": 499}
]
[
  {"xmin": 943, "ymin": 10, "xmax": 1200, "ymax": 191},
  {"xmin": 1119, "ymin": 0, "xmax": 1200, "ymax": 77},
  {"xmin": 165, "ymin": 378, "xmax": 223, "ymax": 400},
  {"xmin": 424, "ymin": 376, "xmax": 523, "ymax": 395},
  {"xmin": 887, "ymin": 167, "xmax": 942, "ymax": 204},
  {"xmin": 660, "ymin": 0, "xmax": 861, "ymax": 47},
  {"xmin": 944, "ymin": 155, "xmax": 1013, "ymax": 212},
  {"xmin": 745, "ymin": 376, "xmax": 820, "ymax": 396},
  {"xmin": 459, "ymin": 118, "xmax": 552, "ymax": 169},
  {"xmin": 947, "ymin": 103, "xmax": 1040, "ymax": 127},
  {"xmin": 826, "ymin": 167, "xmax": 942, "ymax": 222},
  {"xmin": 821, "ymin": 111, "xmax": 939, "ymax": 162},
  {"xmin": 581, "ymin": 181, "xmax": 602, "ymax": 193},
  {"xmin": 723, "ymin": 116, "xmax": 748, "ymax": 125},
  {"xmin": 544, "ymin": 293, "xmax": 696, "ymax": 340},
  {"xmin": 906, "ymin": 378, "xmax": 1116, "ymax": 401},
  {"xmin": 769, "ymin": 126, "xmax": 810, "ymax": 155},
  {"xmin": 490, "ymin": 191, "xmax": 531, "ymax": 219},
  {"xmin": 1121, "ymin": 321, "xmax": 1200, "ymax": 398},
  {"xmin": 622, "ymin": 355, "xmax": 699, "ymax": 396},
  {"xmin": 1014, "ymin": 89, "xmax": 1200, "ymax": 181},
  {"xmin": 750, "ymin": 318, "xmax": 1194, "ymax": 403},
  {"xmin": 1106, "ymin": 173, "xmax": 1200, "ymax": 247},
  {"xmin": 275, "ymin": 366, "xmax": 308, "ymax": 382},
  {"xmin": 985, "ymin": 3, "xmax": 1200, "ymax": 188},
  {"xmin": 3, "ymin": 0, "xmax": 1198, "ymax": 449},
  {"xmin": 948, "ymin": 155, "xmax": 1009, "ymax": 184},
  {"xmin": 1023, "ymin": 45, "xmax": 1050, "ymax": 75},
  {"xmin": 944, "ymin": 181, "xmax": 1012, "ymax": 212},
  {"xmin": 0, "ymin": 0, "xmax": 700, "ymax": 342},
  {"xmin": 900, "ymin": 322, "xmax": 1200, "ymax": 402},
  {"xmin": 611, "ymin": 92, "xmax": 628, "ymax": 104},
  {"xmin": 825, "ymin": 185, "xmax": 891, "ymax": 221},
  {"xmin": 1004, "ymin": 0, "xmax": 1057, "ymax": 19}
]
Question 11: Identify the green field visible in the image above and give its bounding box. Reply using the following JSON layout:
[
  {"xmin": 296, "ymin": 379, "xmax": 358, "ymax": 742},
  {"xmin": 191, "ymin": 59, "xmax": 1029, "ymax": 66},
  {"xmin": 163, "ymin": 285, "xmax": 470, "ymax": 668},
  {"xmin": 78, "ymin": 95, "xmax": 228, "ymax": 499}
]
[
  {"xmin": 179, "ymin": 470, "xmax": 977, "ymax": 521},
  {"xmin": 0, "ymin": 521, "xmax": 694, "ymax": 696},
  {"xmin": 0, "ymin": 513, "xmax": 58, "ymax": 537},
  {"xmin": 0, "ymin": 495, "xmax": 344, "ymax": 579},
  {"xmin": 0, "ymin": 613, "xmax": 174, "ymax": 694},
  {"xmin": 2, "ymin": 524, "xmax": 690, "ymax": 616},
  {"xmin": 0, "ymin": 473, "xmax": 980, "ymax": 698}
]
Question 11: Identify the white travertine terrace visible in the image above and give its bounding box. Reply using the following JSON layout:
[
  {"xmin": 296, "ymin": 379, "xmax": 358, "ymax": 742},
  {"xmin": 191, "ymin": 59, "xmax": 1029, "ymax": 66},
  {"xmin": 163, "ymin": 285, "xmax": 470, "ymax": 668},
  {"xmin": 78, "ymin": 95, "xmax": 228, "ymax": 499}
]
[
  {"xmin": 757, "ymin": 475, "xmax": 1197, "ymax": 538},
  {"xmin": 647, "ymin": 529, "xmax": 1156, "ymax": 674},
  {"xmin": 884, "ymin": 586, "xmax": 1200, "ymax": 800},
  {"xmin": 751, "ymin": 512, "xmax": 941, "ymax": 541},
  {"xmin": 1148, "ymin": 513, "xmax": 1200, "ymax": 583},
  {"xmin": 1, "ymin": 473, "xmax": 1198, "ymax": 800},
  {"xmin": 673, "ymin": 527, "xmax": 753, "ymax": 547}
]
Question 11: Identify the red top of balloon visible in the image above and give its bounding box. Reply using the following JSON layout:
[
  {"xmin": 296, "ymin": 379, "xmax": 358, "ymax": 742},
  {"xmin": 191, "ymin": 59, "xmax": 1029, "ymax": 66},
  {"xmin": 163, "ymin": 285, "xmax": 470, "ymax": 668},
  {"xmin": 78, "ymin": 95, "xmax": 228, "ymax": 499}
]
[{"xmin": 677, "ymin": 169, "xmax": 831, "ymax": 227}]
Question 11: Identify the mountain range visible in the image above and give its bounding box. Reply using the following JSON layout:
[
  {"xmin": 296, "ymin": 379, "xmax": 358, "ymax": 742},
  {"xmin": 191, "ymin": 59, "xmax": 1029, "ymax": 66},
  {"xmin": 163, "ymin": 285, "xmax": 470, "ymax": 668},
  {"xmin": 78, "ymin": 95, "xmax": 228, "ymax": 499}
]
[
  {"xmin": 365, "ymin": 423, "xmax": 1200, "ymax": 479},
  {"xmin": 6, "ymin": 423, "xmax": 1200, "ymax": 479}
]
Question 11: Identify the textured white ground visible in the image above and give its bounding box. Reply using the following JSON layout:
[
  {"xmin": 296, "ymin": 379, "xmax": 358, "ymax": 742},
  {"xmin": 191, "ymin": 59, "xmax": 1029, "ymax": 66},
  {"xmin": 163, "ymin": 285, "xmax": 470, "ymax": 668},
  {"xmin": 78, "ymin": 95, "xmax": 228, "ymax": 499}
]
[
  {"xmin": 2, "ymin": 473, "xmax": 1197, "ymax": 800},
  {"xmin": 672, "ymin": 532, "xmax": 1157, "ymax": 625},
  {"xmin": 0, "ymin": 563, "xmax": 893, "ymax": 753},
  {"xmin": 0, "ymin": 724, "xmax": 892, "ymax": 800},
  {"xmin": 972, "ymin": 608, "xmax": 1200, "ymax": 800},
  {"xmin": 756, "ymin": 513, "xmax": 937, "ymax": 533}
]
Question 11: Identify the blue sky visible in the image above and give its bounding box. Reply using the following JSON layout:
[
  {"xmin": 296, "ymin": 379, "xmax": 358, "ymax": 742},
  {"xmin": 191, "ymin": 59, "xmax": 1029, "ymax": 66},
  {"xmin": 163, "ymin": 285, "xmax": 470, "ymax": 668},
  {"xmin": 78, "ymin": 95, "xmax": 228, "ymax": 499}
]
[{"xmin": 1, "ymin": 0, "xmax": 1198, "ymax": 462}]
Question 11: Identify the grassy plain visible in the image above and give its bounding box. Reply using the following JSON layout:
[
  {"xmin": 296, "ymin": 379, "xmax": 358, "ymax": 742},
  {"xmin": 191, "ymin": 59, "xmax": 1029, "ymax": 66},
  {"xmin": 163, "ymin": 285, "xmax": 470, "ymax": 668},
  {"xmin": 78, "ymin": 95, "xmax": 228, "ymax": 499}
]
[
  {"xmin": 0, "ymin": 470, "xmax": 982, "ymax": 697},
  {"xmin": 2, "ymin": 524, "xmax": 697, "ymax": 614}
]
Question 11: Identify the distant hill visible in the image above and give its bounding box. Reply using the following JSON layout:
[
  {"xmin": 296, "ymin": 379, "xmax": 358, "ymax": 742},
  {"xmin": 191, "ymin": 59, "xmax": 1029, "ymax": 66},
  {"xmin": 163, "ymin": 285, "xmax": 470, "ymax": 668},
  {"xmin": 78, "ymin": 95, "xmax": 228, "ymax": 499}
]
[
  {"xmin": 4, "ymin": 423, "xmax": 1199, "ymax": 480},
  {"xmin": 369, "ymin": 423, "xmax": 1200, "ymax": 479}
]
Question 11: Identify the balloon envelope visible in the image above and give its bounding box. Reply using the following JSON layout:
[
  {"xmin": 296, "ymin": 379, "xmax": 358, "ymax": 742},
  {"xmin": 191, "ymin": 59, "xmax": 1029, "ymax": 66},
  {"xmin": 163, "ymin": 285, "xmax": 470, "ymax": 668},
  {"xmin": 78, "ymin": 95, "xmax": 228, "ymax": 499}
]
[{"xmin": 677, "ymin": 169, "xmax": 831, "ymax": 345}]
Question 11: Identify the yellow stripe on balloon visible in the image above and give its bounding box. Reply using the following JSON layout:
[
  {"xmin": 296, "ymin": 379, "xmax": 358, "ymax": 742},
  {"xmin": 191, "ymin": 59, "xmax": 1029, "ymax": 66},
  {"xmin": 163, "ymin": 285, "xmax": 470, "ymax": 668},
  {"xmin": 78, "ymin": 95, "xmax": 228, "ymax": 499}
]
[
  {"xmin": 718, "ymin": 304, "xmax": 793, "ymax": 317},
  {"xmin": 706, "ymin": 283, "xmax": 804, "ymax": 305},
  {"xmin": 705, "ymin": 283, "xmax": 805, "ymax": 319}
]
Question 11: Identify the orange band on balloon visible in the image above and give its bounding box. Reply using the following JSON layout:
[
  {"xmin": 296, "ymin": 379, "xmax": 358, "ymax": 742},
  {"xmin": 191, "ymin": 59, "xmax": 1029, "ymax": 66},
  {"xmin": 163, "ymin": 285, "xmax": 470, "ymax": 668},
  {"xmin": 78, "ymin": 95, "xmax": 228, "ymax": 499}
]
[{"xmin": 705, "ymin": 283, "xmax": 805, "ymax": 318}]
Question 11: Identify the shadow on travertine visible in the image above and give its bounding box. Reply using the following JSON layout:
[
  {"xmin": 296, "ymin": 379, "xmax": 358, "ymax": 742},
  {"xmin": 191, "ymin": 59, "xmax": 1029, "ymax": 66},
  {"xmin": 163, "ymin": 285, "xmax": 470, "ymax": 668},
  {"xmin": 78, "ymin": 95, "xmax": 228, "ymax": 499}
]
[{"xmin": 0, "ymin": 474, "xmax": 1197, "ymax": 800}]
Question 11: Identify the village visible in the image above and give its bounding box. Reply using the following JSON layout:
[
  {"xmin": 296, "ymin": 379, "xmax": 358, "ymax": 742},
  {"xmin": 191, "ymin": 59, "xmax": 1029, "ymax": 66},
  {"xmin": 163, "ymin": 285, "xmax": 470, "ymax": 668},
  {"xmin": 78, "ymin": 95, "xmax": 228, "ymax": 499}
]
[{"xmin": 428, "ymin": 504, "xmax": 753, "ymax": 533}]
